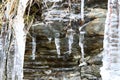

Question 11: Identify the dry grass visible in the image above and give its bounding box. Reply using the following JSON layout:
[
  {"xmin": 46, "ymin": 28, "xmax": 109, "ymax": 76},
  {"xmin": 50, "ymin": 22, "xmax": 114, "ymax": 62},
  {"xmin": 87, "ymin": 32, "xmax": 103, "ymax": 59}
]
[{"xmin": 0, "ymin": 3, "xmax": 2, "ymax": 28}]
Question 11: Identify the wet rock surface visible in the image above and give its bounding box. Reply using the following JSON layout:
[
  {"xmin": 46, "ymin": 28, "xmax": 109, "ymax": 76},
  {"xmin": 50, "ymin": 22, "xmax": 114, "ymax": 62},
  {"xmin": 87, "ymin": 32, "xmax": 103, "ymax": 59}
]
[{"xmin": 22, "ymin": 0, "xmax": 107, "ymax": 80}]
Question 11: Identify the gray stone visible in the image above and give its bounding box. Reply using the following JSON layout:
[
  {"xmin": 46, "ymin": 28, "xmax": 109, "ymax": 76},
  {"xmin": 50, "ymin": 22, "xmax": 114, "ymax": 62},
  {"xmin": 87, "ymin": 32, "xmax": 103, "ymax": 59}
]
[{"xmin": 85, "ymin": 18, "xmax": 105, "ymax": 36}]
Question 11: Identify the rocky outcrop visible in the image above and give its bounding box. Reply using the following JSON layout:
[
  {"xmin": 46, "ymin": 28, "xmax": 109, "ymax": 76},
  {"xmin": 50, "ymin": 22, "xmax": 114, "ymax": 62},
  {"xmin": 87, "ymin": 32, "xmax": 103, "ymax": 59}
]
[
  {"xmin": 80, "ymin": 7, "xmax": 106, "ymax": 80},
  {"xmin": 20, "ymin": 0, "xmax": 107, "ymax": 80}
]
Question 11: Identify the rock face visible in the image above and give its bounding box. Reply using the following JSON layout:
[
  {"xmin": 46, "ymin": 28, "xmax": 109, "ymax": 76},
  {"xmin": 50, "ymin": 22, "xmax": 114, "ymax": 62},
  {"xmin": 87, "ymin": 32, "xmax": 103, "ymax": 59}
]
[
  {"xmin": 84, "ymin": 16, "xmax": 105, "ymax": 56},
  {"xmin": 23, "ymin": 0, "xmax": 107, "ymax": 80},
  {"xmin": 85, "ymin": 18, "xmax": 105, "ymax": 36},
  {"xmin": 80, "ymin": 7, "xmax": 106, "ymax": 80}
]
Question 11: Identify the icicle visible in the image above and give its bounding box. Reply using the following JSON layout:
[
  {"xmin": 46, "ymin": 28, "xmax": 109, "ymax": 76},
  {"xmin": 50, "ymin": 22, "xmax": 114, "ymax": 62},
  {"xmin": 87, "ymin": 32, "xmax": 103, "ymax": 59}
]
[
  {"xmin": 79, "ymin": 31, "xmax": 85, "ymax": 62},
  {"xmin": 79, "ymin": 0, "xmax": 86, "ymax": 66},
  {"xmin": 79, "ymin": 27, "xmax": 86, "ymax": 66},
  {"xmin": 66, "ymin": 28, "xmax": 74, "ymax": 54},
  {"xmin": 31, "ymin": 16, "xmax": 36, "ymax": 60},
  {"xmin": 31, "ymin": 36, "xmax": 36, "ymax": 60},
  {"xmin": 48, "ymin": 37, "xmax": 52, "ymax": 43},
  {"xmin": 100, "ymin": 0, "xmax": 120, "ymax": 80},
  {"xmin": 81, "ymin": 0, "xmax": 84, "ymax": 21},
  {"xmin": 11, "ymin": 0, "xmax": 29, "ymax": 79},
  {"xmin": 55, "ymin": 33, "xmax": 60, "ymax": 56}
]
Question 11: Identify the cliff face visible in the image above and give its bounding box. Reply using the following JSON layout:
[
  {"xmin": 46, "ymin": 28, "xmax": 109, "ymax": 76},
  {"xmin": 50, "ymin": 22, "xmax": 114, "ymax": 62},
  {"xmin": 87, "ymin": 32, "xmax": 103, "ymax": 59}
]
[{"xmin": 0, "ymin": 0, "xmax": 107, "ymax": 80}]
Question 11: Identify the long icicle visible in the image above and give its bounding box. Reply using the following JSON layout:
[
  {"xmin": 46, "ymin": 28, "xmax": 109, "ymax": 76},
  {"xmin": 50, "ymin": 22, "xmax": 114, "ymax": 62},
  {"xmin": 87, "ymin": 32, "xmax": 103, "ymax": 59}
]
[
  {"xmin": 55, "ymin": 33, "xmax": 60, "ymax": 56},
  {"xmin": 79, "ymin": 27, "xmax": 85, "ymax": 62},
  {"xmin": 100, "ymin": 0, "xmax": 120, "ymax": 80},
  {"xmin": 31, "ymin": 21, "xmax": 36, "ymax": 60},
  {"xmin": 32, "ymin": 35, "xmax": 36, "ymax": 60},
  {"xmin": 67, "ymin": 0, "xmax": 74, "ymax": 55},
  {"xmin": 67, "ymin": 28, "xmax": 74, "ymax": 54},
  {"xmin": 79, "ymin": 27, "xmax": 86, "ymax": 66},
  {"xmin": 79, "ymin": 0, "xmax": 86, "ymax": 66},
  {"xmin": 81, "ymin": 0, "xmax": 84, "ymax": 21},
  {"xmin": 12, "ymin": 0, "xmax": 29, "ymax": 79}
]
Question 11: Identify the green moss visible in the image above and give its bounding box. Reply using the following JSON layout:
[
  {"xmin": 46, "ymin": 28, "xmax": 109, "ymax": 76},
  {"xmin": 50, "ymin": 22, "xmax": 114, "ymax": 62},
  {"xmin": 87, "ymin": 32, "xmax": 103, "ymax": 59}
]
[{"xmin": 24, "ymin": 15, "xmax": 35, "ymax": 25}]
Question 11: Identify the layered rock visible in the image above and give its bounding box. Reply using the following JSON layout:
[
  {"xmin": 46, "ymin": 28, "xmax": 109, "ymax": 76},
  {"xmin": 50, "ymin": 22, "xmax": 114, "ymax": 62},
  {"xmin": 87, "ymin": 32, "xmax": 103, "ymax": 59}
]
[{"xmin": 0, "ymin": 0, "xmax": 108, "ymax": 80}]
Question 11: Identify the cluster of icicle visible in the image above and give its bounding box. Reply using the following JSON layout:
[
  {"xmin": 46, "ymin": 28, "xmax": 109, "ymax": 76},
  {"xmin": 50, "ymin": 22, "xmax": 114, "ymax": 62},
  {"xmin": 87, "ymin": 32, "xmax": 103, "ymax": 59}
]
[
  {"xmin": 42, "ymin": 0, "xmax": 81, "ymax": 23},
  {"xmin": 32, "ymin": 0, "xmax": 86, "ymax": 65}
]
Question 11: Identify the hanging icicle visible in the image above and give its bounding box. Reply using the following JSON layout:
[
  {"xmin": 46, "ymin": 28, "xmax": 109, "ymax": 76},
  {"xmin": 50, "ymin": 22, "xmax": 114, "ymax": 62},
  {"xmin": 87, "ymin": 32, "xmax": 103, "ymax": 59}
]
[
  {"xmin": 78, "ymin": 0, "xmax": 87, "ymax": 67},
  {"xmin": 79, "ymin": 27, "xmax": 85, "ymax": 62},
  {"xmin": 31, "ymin": 22, "xmax": 36, "ymax": 60},
  {"xmin": 66, "ymin": 28, "xmax": 74, "ymax": 54},
  {"xmin": 31, "ymin": 35, "xmax": 36, "ymax": 60},
  {"xmin": 55, "ymin": 33, "xmax": 61, "ymax": 56},
  {"xmin": 79, "ymin": 27, "xmax": 87, "ymax": 66},
  {"xmin": 100, "ymin": 0, "xmax": 120, "ymax": 80},
  {"xmin": 65, "ymin": 0, "xmax": 74, "ymax": 55},
  {"xmin": 81, "ymin": 0, "xmax": 84, "ymax": 21}
]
